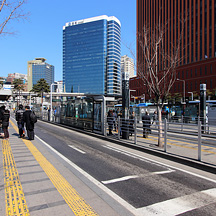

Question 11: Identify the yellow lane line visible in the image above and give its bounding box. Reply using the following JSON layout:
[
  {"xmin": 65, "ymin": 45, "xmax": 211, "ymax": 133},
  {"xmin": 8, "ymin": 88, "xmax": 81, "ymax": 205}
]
[
  {"xmin": 2, "ymin": 139, "xmax": 30, "ymax": 216},
  {"xmin": 137, "ymin": 132, "xmax": 216, "ymax": 154},
  {"xmin": 10, "ymin": 119, "xmax": 99, "ymax": 216},
  {"xmin": 166, "ymin": 142, "xmax": 216, "ymax": 155}
]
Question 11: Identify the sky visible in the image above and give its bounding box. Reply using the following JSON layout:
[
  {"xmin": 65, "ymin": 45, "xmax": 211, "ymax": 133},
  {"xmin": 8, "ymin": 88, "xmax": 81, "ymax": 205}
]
[{"xmin": 0, "ymin": 0, "xmax": 136, "ymax": 82}]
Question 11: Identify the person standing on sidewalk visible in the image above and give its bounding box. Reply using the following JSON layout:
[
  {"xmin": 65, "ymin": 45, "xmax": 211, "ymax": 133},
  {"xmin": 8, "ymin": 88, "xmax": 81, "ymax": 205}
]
[
  {"xmin": 2, "ymin": 108, "xmax": 10, "ymax": 139},
  {"xmin": 0, "ymin": 106, "xmax": 4, "ymax": 137},
  {"xmin": 142, "ymin": 111, "xmax": 151, "ymax": 138},
  {"xmin": 23, "ymin": 106, "xmax": 35, "ymax": 140},
  {"xmin": 15, "ymin": 104, "xmax": 25, "ymax": 138}
]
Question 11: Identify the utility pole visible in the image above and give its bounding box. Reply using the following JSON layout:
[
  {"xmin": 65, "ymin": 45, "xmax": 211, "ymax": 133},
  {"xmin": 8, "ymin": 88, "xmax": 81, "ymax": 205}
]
[
  {"xmin": 200, "ymin": 84, "xmax": 206, "ymax": 133},
  {"xmin": 122, "ymin": 72, "xmax": 129, "ymax": 139}
]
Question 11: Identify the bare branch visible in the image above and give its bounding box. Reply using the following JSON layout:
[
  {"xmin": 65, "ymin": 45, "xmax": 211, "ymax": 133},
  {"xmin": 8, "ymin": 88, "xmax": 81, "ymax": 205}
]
[{"xmin": 0, "ymin": 0, "xmax": 28, "ymax": 36}]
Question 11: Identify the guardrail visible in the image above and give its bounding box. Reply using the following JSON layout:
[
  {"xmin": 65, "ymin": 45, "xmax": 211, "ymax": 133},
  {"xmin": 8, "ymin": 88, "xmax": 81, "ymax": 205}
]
[{"xmin": 105, "ymin": 116, "xmax": 216, "ymax": 165}]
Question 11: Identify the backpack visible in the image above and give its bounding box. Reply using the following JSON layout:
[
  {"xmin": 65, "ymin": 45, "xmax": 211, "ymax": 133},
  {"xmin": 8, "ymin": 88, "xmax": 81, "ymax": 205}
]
[
  {"xmin": 16, "ymin": 109, "xmax": 24, "ymax": 122},
  {"xmin": 30, "ymin": 111, "xmax": 37, "ymax": 123}
]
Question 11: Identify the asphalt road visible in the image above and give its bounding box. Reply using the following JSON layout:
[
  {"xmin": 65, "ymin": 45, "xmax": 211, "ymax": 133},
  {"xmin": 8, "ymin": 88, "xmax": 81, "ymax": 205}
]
[{"xmin": 35, "ymin": 121, "xmax": 216, "ymax": 215}]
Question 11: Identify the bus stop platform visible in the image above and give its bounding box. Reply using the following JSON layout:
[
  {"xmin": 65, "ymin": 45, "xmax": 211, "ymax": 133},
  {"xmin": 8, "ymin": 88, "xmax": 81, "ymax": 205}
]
[{"xmin": 0, "ymin": 119, "xmax": 123, "ymax": 216}]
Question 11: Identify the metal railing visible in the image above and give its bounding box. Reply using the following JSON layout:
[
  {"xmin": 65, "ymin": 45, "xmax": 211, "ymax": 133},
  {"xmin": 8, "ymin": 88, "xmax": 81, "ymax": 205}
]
[{"xmin": 104, "ymin": 116, "xmax": 216, "ymax": 165}]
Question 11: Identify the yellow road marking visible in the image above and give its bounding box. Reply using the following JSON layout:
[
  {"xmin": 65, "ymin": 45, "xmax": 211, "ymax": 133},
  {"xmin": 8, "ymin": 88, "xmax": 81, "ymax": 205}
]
[
  {"xmin": 2, "ymin": 139, "xmax": 30, "ymax": 216},
  {"xmin": 10, "ymin": 120, "xmax": 99, "ymax": 216},
  {"xmin": 137, "ymin": 133, "xmax": 216, "ymax": 154}
]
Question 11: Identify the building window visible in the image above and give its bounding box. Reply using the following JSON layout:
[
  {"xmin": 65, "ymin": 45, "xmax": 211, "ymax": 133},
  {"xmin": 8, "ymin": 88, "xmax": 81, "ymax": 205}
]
[
  {"xmin": 205, "ymin": 66, "xmax": 207, "ymax": 75},
  {"xmin": 190, "ymin": 82, "xmax": 192, "ymax": 90},
  {"xmin": 210, "ymin": 79, "xmax": 212, "ymax": 88},
  {"xmin": 195, "ymin": 68, "xmax": 197, "ymax": 76},
  {"xmin": 210, "ymin": 64, "xmax": 212, "ymax": 74},
  {"xmin": 195, "ymin": 81, "xmax": 197, "ymax": 90},
  {"xmin": 200, "ymin": 68, "xmax": 202, "ymax": 76},
  {"xmin": 182, "ymin": 71, "xmax": 184, "ymax": 79},
  {"xmin": 191, "ymin": 69, "xmax": 193, "ymax": 77},
  {"xmin": 186, "ymin": 70, "xmax": 188, "ymax": 78}
]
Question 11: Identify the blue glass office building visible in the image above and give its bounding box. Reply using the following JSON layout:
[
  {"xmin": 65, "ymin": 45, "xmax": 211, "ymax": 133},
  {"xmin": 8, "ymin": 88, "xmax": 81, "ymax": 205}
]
[
  {"xmin": 27, "ymin": 58, "xmax": 54, "ymax": 91},
  {"xmin": 32, "ymin": 64, "xmax": 54, "ymax": 86},
  {"xmin": 63, "ymin": 15, "xmax": 121, "ymax": 95}
]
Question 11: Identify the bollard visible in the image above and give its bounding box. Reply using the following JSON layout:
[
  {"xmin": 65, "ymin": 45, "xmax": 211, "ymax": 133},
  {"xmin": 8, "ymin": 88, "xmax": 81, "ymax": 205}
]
[
  {"xmin": 181, "ymin": 115, "xmax": 183, "ymax": 131},
  {"xmin": 134, "ymin": 117, "xmax": 137, "ymax": 144},
  {"xmin": 104, "ymin": 117, "xmax": 107, "ymax": 137},
  {"xmin": 198, "ymin": 118, "xmax": 202, "ymax": 161},
  {"xmin": 118, "ymin": 116, "xmax": 120, "ymax": 140},
  {"xmin": 164, "ymin": 118, "xmax": 167, "ymax": 152}
]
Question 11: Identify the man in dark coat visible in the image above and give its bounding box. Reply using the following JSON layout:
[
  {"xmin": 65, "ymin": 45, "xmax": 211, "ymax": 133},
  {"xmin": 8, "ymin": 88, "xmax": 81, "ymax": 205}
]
[
  {"xmin": 142, "ymin": 111, "xmax": 151, "ymax": 138},
  {"xmin": 23, "ymin": 106, "xmax": 35, "ymax": 140},
  {"xmin": 0, "ymin": 106, "xmax": 4, "ymax": 137},
  {"xmin": 107, "ymin": 110, "xmax": 114, "ymax": 135},
  {"xmin": 16, "ymin": 104, "xmax": 25, "ymax": 138}
]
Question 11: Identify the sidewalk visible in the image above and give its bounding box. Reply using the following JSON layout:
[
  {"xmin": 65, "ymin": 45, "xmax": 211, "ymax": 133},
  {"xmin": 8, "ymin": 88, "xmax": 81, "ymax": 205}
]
[{"xmin": 0, "ymin": 119, "xmax": 124, "ymax": 216}]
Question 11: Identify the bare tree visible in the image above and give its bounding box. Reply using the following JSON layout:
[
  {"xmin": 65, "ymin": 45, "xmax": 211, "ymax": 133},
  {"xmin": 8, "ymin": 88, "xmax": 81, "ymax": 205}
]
[
  {"xmin": 0, "ymin": 0, "xmax": 28, "ymax": 36},
  {"xmin": 135, "ymin": 19, "xmax": 185, "ymax": 147}
]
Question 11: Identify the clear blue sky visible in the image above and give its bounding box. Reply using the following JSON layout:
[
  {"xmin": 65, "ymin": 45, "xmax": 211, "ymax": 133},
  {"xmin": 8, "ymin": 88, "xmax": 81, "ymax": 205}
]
[{"xmin": 0, "ymin": 0, "xmax": 136, "ymax": 81}]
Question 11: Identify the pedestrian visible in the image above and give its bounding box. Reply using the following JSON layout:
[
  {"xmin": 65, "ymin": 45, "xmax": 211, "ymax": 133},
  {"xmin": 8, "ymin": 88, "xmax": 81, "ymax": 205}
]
[
  {"xmin": 107, "ymin": 110, "xmax": 114, "ymax": 135},
  {"xmin": 15, "ymin": 104, "xmax": 25, "ymax": 138},
  {"xmin": 142, "ymin": 111, "xmax": 151, "ymax": 138},
  {"xmin": 2, "ymin": 108, "xmax": 10, "ymax": 139},
  {"xmin": 23, "ymin": 106, "xmax": 35, "ymax": 140},
  {"xmin": 152, "ymin": 110, "xmax": 157, "ymax": 126},
  {"xmin": 113, "ymin": 110, "xmax": 118, "ymax": 131},
  {"xmin": 0, "ymin": 106, "xmax": 4, "ymax": 137},
  {"xmin": 48, "ymin": 107, "xmax": 50, "ymax": 121}
]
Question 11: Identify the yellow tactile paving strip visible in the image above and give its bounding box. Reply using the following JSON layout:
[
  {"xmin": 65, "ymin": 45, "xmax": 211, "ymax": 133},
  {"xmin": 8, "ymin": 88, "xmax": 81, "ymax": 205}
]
[
  {"xmin": 2, "ymin": 139, "xmax": 30, "ymax": 216},
  {"xmin": 9, "ymin": 120, "xmax": 98, "ymax": 216}
]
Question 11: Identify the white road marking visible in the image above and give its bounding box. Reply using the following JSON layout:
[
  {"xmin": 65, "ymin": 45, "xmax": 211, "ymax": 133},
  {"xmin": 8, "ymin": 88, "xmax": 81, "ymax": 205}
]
[
  {"xmin": 152, "ymin": 170, "xmax": 175, "ymax": 175},
  {"xmin": 102, "ymin": 175, "xmax": 139, "ymax": 184},
  {"xmin": 102, "ymin": 170, "xmax": 175, "ymax": 185},
  {"xmin": 104, "ymin": 144, "xmax": 216, "ymax": 184},
  {"xmin": 136, "ymin": 188, "xmax": 216, "ymax": 216},
  {"xmin": 69, "ymin": 145, "xmax": 86, "ymax": 154}
]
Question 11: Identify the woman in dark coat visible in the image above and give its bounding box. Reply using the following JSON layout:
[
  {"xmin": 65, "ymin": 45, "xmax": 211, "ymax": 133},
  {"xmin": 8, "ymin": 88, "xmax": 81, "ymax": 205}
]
[
  {"xmin": 2, "ymin": 109, "xmax": 10, "ymax": 139},
  {"xmin": 23, "ymin": 106, "xmax": 35, "ymax": 140}
]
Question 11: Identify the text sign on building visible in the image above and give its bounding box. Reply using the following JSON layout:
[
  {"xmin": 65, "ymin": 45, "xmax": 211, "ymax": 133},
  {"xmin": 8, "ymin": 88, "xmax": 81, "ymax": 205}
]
[
  {"xmin": 122, "ymin": 72, "xmax": 129, "ymax": 81},
  {"xmin": 200, "ymin": 84, "xmax": 206, "ymax": 91}
]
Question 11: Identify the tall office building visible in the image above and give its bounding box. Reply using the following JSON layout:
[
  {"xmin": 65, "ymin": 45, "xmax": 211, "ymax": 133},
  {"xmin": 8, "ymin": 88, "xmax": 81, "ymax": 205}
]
[
  {"xmin": 63, "ymin": 15, "xmax": 121, "ymax": 95},
  {"xmin": 121, "ymin": 55, "xmax": 135, "ymax": 78},
  {"xmin": 27, "ymin": 58, "xmax": 54, "ymax": 91},
  {"xmin": 131, "ymin": 0, "xmax": 216, "ymax": 100}
]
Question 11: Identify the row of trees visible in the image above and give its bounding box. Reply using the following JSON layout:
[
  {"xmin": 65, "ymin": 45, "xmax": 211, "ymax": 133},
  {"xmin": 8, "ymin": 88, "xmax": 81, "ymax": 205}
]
[{"xmin": 12, "ymin": 78, "xmax": 50, "ymax": 104}]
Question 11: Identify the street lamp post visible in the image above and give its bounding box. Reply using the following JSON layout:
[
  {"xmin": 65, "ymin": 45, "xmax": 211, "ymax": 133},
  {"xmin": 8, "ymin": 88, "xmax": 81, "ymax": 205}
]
[
  {"xmin": 177, "ymin": 78, "xmax": 185, "ymax": 103},
  {"xmin": 188, "ymin": 92, "xmax": 193, "ymax": 101},
  {"xmin": 129, "ymin": 89, "xmax": 136, "ymax": 104}
]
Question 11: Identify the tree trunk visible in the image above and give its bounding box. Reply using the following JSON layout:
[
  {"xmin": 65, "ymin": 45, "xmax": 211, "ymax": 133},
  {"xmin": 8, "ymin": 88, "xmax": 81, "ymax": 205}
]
[{"xmin": 157, "ymin": 106, "xmax": 163, "ymax": 147}]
